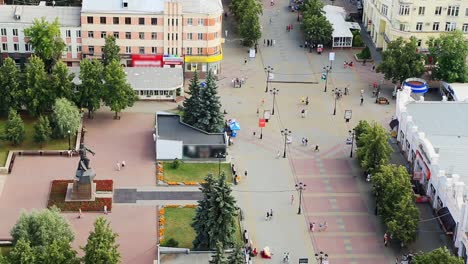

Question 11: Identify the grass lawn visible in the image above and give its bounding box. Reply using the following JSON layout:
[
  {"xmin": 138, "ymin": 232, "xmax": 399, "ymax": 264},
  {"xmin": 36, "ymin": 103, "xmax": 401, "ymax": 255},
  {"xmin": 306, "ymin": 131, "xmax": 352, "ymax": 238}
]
[
  {"xmin": 163, "ymin": 208, "xmax": 242, "ymax": 249},
  {"xmin": 163, "ymin": 162, "xmax": 232, "ymax": 182},
  {"xmin": 0, "ymin": 246, "xmax": 11, "ymax": 256},
  {"xmin": 0, "ymin": 115, "xmax": 74, "ymax": 166}
]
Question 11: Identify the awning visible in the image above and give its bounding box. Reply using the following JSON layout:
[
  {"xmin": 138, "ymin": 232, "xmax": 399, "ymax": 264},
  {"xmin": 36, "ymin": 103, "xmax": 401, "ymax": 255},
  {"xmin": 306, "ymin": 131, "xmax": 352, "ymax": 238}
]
[
  {"xmin": 389, "ymin": 119, "xmax": 399, "ymax": 129},
  {"xmin": 437, "ymin": 207, "xmax": 456, "ymax": 234}
]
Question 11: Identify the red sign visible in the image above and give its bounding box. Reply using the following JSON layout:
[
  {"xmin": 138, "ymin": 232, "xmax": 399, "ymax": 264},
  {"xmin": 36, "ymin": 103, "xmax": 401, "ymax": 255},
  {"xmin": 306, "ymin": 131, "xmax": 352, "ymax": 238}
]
[{"xmin": 259, "ymin": 119, "xmax": 266, "ymax": 128}]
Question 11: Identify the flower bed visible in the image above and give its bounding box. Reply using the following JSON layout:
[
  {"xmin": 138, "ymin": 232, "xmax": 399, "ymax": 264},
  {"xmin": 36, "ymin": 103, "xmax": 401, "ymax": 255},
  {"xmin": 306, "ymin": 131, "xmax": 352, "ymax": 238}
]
[{"xmin": 47, "ymin": 180, "xmax": 113, "ymax": 212}]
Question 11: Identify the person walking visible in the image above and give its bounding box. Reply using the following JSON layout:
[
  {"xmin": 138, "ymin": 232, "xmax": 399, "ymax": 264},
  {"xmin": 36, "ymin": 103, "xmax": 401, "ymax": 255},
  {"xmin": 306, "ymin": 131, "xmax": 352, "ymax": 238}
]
[
  {"xmin": 309, "ymin": 222, "xmax": 315, "ymax": 232},
  {"xmin": 270, "ymin": 209, "xmax": 273, "ymax": 220},
  {"xmin": 305, "ymin": 96, "xmax": 309, "ymax": 105},
  {"xmin": 244, "ymin": 58, "xmax": 247, "ymax": 64},
  {"xmin": 384, "ymin": 232, "xmax": 389, "ymax": 247},
  {"xmin": 116, "ymin": 162, "xmax": 121, "ymax": 171},
  {"xmin": 301, "ymin": 109, "xmax": 306, "ymax": 118},
  {"xmin": 360, "ymin": 96, "xmax": 364, "ymax": 106},
  {"xmin": 244, "ymin": 170, "xmax": 248, "ymax": 177},
  {"xmin": 290, "ymin": 194, "xmax": 294, "ymax": 205},
  {"xmin": 266, "ymin": 211, "xmax": 270, "ymax": 220},
  {"xmin": 122, "ymin": 160, "xmax": 126, "ymax": 168},
  {"xmin": 104, "ymin": 205, "xmax": 108, "ymax": 215},
  {"xmin": 301, "ymin": 137, "xmax": 305, "ymax": 146},
  {"xmin": 78, "ymin": 208, "xmax": 82, "ymax": 219},
  {"xmin": 304, "ymin": 138, "xmax": 308, "ymax": 146},
  {"xmin": 314, "ymin": 145, "xmax": 320, "ymax": 152}
]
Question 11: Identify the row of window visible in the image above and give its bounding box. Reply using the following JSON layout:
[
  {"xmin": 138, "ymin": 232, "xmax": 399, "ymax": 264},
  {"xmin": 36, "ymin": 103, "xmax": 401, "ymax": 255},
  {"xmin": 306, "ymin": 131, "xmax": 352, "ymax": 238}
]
[
  {"xmin": 86, "ymin": 31, "xmax": 219, "ymax": 40},
  {"xmin": 398, "ymin": 5, "xmax": 465, "ymax": 17},
  {"xmin": 85, "ymin": 45, "xmax": 218, "ymax": 55},
  {"xmin": 413, "ymin": 22, "xmax": 468, "ymax": 32},
  {"xmin": 86, "ymin": 16, "xmax": 210, "ymax": 26},
  {"xmin": 1, "ymin": 43, "xmax": 31, "ymax": 52},
  {"xmin": 137, "ymin": 90, "xmax": 174, "ymax": 96},
  {"xmin": 1, "ymin": 28, "xmax": 82, "ymax": 38}
]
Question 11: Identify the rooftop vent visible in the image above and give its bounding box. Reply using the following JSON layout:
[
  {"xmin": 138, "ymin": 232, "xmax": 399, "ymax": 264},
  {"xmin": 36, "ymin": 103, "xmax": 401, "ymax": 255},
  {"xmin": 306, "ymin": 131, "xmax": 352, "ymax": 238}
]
[
  {"xmin": 13, "ymin": 6, "xmax": 22, "ymax": 20},
  {"xmin": 122, "ymin": 0, "xmax": 128, "ymax": 8}
]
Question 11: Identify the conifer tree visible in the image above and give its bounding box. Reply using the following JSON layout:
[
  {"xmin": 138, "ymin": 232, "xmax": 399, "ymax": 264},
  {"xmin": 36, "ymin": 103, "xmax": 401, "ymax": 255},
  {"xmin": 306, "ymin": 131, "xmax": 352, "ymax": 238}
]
[
  {"xmin": 197, "ymin": 70, "xmax": 224, "ymax": 133},
  {"xmin": 183, "ymin": 71, "xmax": 202, "ymax": 126}
]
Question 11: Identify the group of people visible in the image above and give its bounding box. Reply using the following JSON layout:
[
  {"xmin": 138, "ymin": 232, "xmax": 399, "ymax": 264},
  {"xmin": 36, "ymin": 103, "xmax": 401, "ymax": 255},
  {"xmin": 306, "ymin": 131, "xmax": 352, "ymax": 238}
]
[
  {"xmin": 343, "ymin": 61, "xmax": 354, "ymax": 68},
  {"xmin": 231, "ymin": 77, "xmax": 245, "ymax": 88},
  {"xmin": 286, "ymin": 24, "xmax": 294, "ymax": 32},
  {"xmin": 264, "ymin": 39, "xmax": 276, "ymax": 47},
  {"xmin": 309, "ymin": 221, "xmax": 328, "ymax": 232},
  {"xmin": 265, "ymin": 209, "xmax": 274, "ymax": 220},
  {"xmin": 231, "ymin": 164, "xmax": 245, "ymax": 185},
  {"xmin": 115, "ymin": 160, "xmax": 126, "ymax": 171}
]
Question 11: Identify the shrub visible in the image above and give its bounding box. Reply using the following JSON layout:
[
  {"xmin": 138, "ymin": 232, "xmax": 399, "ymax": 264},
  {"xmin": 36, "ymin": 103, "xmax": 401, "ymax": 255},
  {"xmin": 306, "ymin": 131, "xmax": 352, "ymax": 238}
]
[
  {"xmin": 163, "ymin": 238, "xmax": 179, "ymax": 247},
  {"xmin": 353, "ymin": 34, "xmax": 364, "ymax": 47},
  {"xmin": 357, "ymin": 46, "xmax": 371, "ymax": 60},
  {"xmin": 171, "ymin": 158, "xmax": 181, "ymax": 169}
]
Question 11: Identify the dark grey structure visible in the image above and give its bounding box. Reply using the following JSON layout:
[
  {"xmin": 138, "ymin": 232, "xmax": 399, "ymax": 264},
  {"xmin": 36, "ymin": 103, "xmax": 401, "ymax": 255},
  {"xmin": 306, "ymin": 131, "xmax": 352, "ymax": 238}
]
[{"xmin": 71, "ymin": 143, "xmax": 96, "ymax": 200}]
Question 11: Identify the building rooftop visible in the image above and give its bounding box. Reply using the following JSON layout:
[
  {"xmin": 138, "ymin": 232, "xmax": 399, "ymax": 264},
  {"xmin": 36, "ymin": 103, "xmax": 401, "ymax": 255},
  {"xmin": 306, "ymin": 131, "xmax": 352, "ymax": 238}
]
[
  {"xmin": 0, "ymin": 5, "xmax": 81, "ymax": 26},
  {"xmin": 69, "ymin": 67, "xmax": 183, "ymax": 91},
  {"xmin": 157, "ymin": 113, "xmax": 225, "ymax": 145},
  {"xmin": 406, "ymin": 101, "xmax": 468, "ymax": 178},
  {"xmin": 323, "ymin": 5, "xmax": 353, "ymax": 38},
  {"xmin": 82, "ymin": 0, "xmax": 223, "ymax": 14}
]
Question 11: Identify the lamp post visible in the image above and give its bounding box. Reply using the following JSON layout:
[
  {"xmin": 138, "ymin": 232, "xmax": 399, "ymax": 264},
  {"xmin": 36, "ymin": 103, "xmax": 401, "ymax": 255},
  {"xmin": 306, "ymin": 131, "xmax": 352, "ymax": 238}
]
[
  {"xmin": 264, "ymin": 66, "xmax": 274, "ymax": 93},
  {"xmin": 67, "ymin": 130, "xmax": 71, "ymax": 150},
  {"xmin": 315, "ymin": 251, "xmax": 329, "ymax": 264},
  {"xmin": 295, "ymin": 182, "xmax": 306, "ymax": 214},
  {"xmin": 280, "ymin": 129, "xmax": 291, "ymax": 158},
  {"xmin": 332, "ymin": 88, "xmax": 341, "ymax": 115},
  {"xmin": 323, "ymin": 66, "xmax": 330, "ymax": 92},
  {"xmin": 349, "ymin": 129, "xmax": 355, "ymax": 158},
  {"xmin": 270, "ymin": 88, "xmax": 279, "ymax": 115},
  {"xmin": 216, "ymin": 152, "xmax": 227, "ymax": 175}
]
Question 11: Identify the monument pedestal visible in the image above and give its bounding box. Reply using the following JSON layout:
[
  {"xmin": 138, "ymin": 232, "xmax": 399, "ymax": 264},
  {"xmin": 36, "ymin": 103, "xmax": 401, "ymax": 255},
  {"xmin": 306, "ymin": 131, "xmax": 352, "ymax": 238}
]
[{"xmin": 65, "ymin": 182, "xmax": 96, "ymax": 202}]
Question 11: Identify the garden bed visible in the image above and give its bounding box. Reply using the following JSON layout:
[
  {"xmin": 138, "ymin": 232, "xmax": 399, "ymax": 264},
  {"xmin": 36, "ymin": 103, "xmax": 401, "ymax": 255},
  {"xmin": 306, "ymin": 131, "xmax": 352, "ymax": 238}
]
[
  {"xmin": 162, "ymin": 162, "xmax": 232, "ymax": 183},
  {"xmin": 47, "ymin": 180, "xmax": 113, "ymax": 212}
]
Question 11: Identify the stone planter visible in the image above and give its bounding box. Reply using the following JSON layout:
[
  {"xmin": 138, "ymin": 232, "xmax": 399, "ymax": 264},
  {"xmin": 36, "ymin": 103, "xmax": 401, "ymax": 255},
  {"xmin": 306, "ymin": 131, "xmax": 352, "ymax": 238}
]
[{"xmin": 354, "ymin": 54, "xmax": 374, "ymax": 62}]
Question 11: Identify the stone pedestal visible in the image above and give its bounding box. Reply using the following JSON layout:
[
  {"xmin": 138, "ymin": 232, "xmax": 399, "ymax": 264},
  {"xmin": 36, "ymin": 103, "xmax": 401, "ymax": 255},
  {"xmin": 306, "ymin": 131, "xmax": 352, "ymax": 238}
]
[{"xmin": 65, "ymin": 182, "xmax": 96, "ymax": 202}]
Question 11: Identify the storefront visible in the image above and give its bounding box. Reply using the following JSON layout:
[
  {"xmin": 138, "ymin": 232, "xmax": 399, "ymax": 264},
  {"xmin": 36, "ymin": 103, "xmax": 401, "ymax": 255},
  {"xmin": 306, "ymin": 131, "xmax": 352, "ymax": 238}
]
[
  {"xmin": 184, "ymin": 51, "xmax": 223, "ymax": 78},
  {"xmin": 131, "ymin": 54, "xmax": 184, "ymax": 68}
]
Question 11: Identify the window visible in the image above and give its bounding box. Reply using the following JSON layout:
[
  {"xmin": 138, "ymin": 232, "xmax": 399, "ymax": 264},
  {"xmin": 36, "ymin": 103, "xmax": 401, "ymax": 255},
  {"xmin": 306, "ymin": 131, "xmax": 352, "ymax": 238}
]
[
  {"xmin": 416, "ymin": 22, "xmax": 423, "ymax": 31},
  {"xmin": 176, "ymin": 19, "xmax": 178, "ymax": 26},
  {"xmin": 1, "ymin": 43, "xmax": 7, "ymax": 51},
  {"xmin": 125, "ymin": 46, "xmax": 131, "ymax": 54},
  {"xmin": 125, "ymin": 32, "xmax": 131, "ymax": 39},
  {"xmin": 100, "ymin": 17, "xmax": 106, "ymax": 24},
  {"xmin": 215, "ymin": 32, "xmax": 218, "ymax": 38},
  {"xmin": 214, "ymin": 46, "xmax": 218, "ymax": 54},
  {"xmin": 77, "ymin": 45, "xmax": 82, "ymax": 52},
  {"xmin": 171, "ymin": 33, "xmax": 174, "ymax": 40},
  {"xmin": 197, "ymin": 48, "xmax": 202, "ymax": 54},
  {"xmin": 187, "ymin": 18, "xmax": 193, "ymax": 25},
  {"xmin": 87, "ymin": 16, "xmax": 93, "ymax": 24},
  {"xmin": 151, "ymin": 32, "xmax": 157, "ymax": 40},
  {"xmin": 25, "ymin": 44, "xmax": 31, "ymax": 52},
  {"xmin": 418, "ymin": 7, "xmax": 425, "ymax": 15},
  {"xmin": 12, "ymin": 29, "xmax": 18, "ymax": 36},
  {"xmin": 447, "ymin": 6, "xmax": 459, "ymax": 17},
  {"xmin": 76, "ymin": 30, "xmax": 81, "ymax": 38},
  {"xmin": 167, "ymin": 33, "xmax": 170, "ymax": 40},
  {"xmin": 175, "ymin": 33, "xmax": 178, "ymax": 40},
  {"xmin": 433, "ymin": 22, "xmax": 439, "ymax": 31},
  {"xmin": 171, "ymin": 19, "xmax": 174, "ymax": 26},
  {"xmin": 13, "ymin": 43, "xmax": 19, "ymax": 51},
  {"xmin": 399, "ymin": 5, "xmax": 410, "ymax": 15},
  {"xmin": 113, "ymin": 17, "xmax": 119, "ymax": 24},
  {"xmin": 198, "ymin": 18, "xmax": 204, "ymax": 25},
  {"xmin": 89, "ymin": 46, "xmax": 94, "ymax": 53},
  {"xmin": 125, "ymin": 17, "xmax": 131, "ymax": 25},
  {"xmin": 151, "ymin": 47, "xmax": 157, "ymax": 54},
  {"xmin": 198, "ymin": 33, "xmax": 203, "ymax": 40},
  {"xmin": 113, "ymin": 32, "xmax": 119, "ymax": 38},
  {"xmin": 381, "ymin": 4, "xmax": 388, "ymax": 16},
  {"xmin": 151, "ymin": 18, "xmax": 157, "ymax": 25},
  {"xmin": 187, "ymin": 63, "xmax": 197, "ymax": 71},
  {"xmin": 0, "ymin": 28, "xmax": 6, "ymax": 36},
  {"xmin": 139, "ymin": 17, "xmax": 145, "ymax": 25},
  {"xmin": 186, "ymin": 47, "xmax": 192, "ymax": 54},
  {"xmin": 139, "ymin": 32, "xmax": 145, "ymax": 39},
  {"xmin": 399, "ymin": 24, "xmax": 408, "ymax": 31},
  {"xmin": 67, "ymin": 45, "xmax": 72, "ymax": 52},
  {"xmin": 463, "ymin": 24, "xmax": 468, "ymax": 33},
  {"xmin": 435, "ymin": 6, "xmax": 442, "ymax": 15},
  {"xmin": 88, "ymin": 31, "xmax": 94, "ymax": 38},
  {"xmin": 123, "ymin": 2, "xmax": 128, "ymax": 7},
  {"xmin": 139, "ymin": 47, "xmax": 144, "ymax": 54},
  {"xmin": 445, "ymin": 22, "xmax": 456, "ymax": 31},
  {"xmin": 101, "ymin": 31, "xmax": 107, "ymax": 38},
  {"xmin": 417, "ymin": 40, "xmax": 422, "ymax": 47}
]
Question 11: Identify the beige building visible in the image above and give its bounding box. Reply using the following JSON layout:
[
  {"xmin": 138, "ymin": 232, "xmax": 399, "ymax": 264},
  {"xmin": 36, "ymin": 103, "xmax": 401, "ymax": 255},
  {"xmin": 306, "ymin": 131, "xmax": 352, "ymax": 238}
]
[{"xmin": 362, "ymin": 0, "xmax": 468, "ymax": 51}]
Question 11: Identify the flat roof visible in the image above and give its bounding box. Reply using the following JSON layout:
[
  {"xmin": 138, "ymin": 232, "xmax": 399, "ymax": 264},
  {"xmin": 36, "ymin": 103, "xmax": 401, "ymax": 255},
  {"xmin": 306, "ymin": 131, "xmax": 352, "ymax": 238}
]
[
  {"xmin": 405, "ymin": 102, "xmax": 468, "ymax": 178},
  {"xmin": 448, "ymin": 83, "xmax": 468, "ymax": 101},
  {"xmin": 69, "ymin": 67, "xmax": 183, "ymax": 91},
  {"xmin": 157, "ymin": 113, "xmax": 225, "ymax": 145},
  {"xmin": 323, "ymin": 5, "xmax": 353, "ymax": 38},
  {"xmin": 0, "ymin": 5, "xmax": 81, "ymax": 26},
  {"xmin": 82, "ymin": 0, "xmax": 223, "ymax": 14}
]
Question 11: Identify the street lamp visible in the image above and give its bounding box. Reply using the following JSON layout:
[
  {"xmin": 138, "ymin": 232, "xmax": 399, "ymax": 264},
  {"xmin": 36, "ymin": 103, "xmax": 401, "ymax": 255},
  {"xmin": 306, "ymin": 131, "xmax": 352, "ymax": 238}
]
[
  {"xmin": 315, "ymin": 251, "xmax": 329, "ymax": 264},
  {"xmin": 216, "ymin": 152, "xmax": 227, "ymax": 175},
  {"xmin": 270, "ymin": 88, "xmax": 279, "ymax": 115},
  {"xmin": 295, "ymin": 182, "xmax": 306, "ymax": 214},
  {"xmin": 264, "ymin": 66, "xmax": 274, "ymax": 93},
  {"xmin": 349, "ymin": 129, "xmax": 355, "ymax": 158},
  {"xmin": 323, "ymin": 66, "xmax": 330, "ymax": 92},
  {"xmin": 67, "ymin": 130, "xmax": 71, "ymax": 150},
  {"xmin": 332, "ymin": 88, "xmax": 341, "ymax": 115},
  {"xmin": 280, "ymin": 129, "xmax": 291, "ymax": 158}
]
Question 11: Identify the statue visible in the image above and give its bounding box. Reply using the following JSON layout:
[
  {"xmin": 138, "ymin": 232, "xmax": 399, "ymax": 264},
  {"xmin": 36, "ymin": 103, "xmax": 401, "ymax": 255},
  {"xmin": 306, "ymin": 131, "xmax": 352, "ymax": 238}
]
[
  {"xmin": 75, "ymin": 143, "xmax": 96, "ymax": 185},
  {"xmin": 68, "ymin": 143, "xmax": 97, "ymax": 201}
]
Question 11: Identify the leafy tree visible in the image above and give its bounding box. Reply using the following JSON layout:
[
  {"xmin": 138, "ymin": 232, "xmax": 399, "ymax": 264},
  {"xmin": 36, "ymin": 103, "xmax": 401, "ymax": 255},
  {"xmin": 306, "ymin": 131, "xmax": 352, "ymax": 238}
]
[
  {"xmin": 301, "ymin": 0, "xmax": 324, "ymax": 16},
  {"xmin": 51, "ymin": 61, "xmax": 75, "ymax": 102},
  {"xmin": 413, "ymin": 247, "xmax": 464, "ymax": 264},
  {"xmin": 377, "ymin": 37, "xmax": 425, "ymax": 84},
  {"xmin": 356, "ymin": 122, "xmax": 392, "ymax": 173},
  {"xmin": 102, "ymin": 36, "xmax": 121, "ymax": 67},
  {"xmin": 24, "ymin": 55, "xmax": 50, "ymax": 116},
  {"xmin": 78, "ymin": 59, "xmax": 104, "ymax": 118},
  {"xmin": 386, "ymin": 195, "xmax": 419, "ymax": 245},
  {"xmin": 209, "ymin": 241, "xmax": 228, "ymax": 264},
  {"xmin": 196, "ymin": 70, "xmax": 224, "ymax": 133},
  {"xmin": 183, "ymin": 71, "xmax": 202, "ymax": 126},
  {"xmin": 0, "ymin": 57, "xmax": 21, "ymax": 116},
  {"xmin": 53, "ymin": 98, "xmax": 81, "ymax": 138},
  {"xmin": 230, "ymin": 0, "xmax": 262, "ymax": 22},
  {"xmin": 227, "ymin": 243, "xmax": 245, "ymax": 264},
  {"xmin": 4, "ymin": 109, "xmax": 25, "ymax": 146},
  {"xmin": 102, "ymin": 60, "xmax": 137, "ymax": 119},
  {"xmin": 354, "ymin": 120, "xmax": 371, "ymax": 147},
  {"xmin": 238, "ymin": 9, "xmax": 261, "ymax": 47},
  {"xmin": 427, "ymin": 30, "xmax": 468, "ymax": 83},
  {"xmin": 82, "ymin": 217, "xmax": 121, "ymax": 264},
  {"xmin": 7, "ymin": 238, "xmax": 36, "ymax": 264},
  {"xmin": 357, "ymin": 46, "xmax": 371, "ymax": 60},
  {"xmin": 301, "ymin": 14, "xmax": 333, "ymax": 47},
  {"xmin": 193, "ymin": 173, "xmax": 218, "ymax": 250},
  {"xmin": 33, "ymin": 115, "xmax": 52, "ymax": 147},
  {"xmin": 24, "ymin": 17, "xmax": 65, "ymax": 72}
]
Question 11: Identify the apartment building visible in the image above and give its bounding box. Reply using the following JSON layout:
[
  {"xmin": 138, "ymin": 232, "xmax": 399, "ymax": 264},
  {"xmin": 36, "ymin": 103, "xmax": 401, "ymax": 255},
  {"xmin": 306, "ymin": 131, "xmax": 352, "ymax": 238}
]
[
  {"xmin": 81, "ymin": 0, "xmax": 224, "ymax": 77},
  {"xmin": 0, "ymin": 3, "xmax": 82, "ymax": 66},
  {"xmin": 362, "ymin": 0, "xmax": 468, "ymax": 51}
]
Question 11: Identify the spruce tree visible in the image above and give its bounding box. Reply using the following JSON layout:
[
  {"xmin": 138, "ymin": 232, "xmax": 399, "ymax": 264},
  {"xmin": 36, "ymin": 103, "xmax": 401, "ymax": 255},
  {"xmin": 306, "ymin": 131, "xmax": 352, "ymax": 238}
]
[
  {"xmin": 5, "ymin": 109, "xmax": 25, "ymax": 146},
  {"xmin": 197, "ymin": 70, "xmax": 224, "ymax": 133},
  {"xmin": 183, "ymin": 71, "xmax": 202, "ymax": 126},
  {"xmin": 209, "ymin": 241, "xmax": 227, "ymax": 264},
  {"xmin": 33, "ymin": 115, "xmax": 52, "ymax": 148},
  {"xmin": 227, "ymin": 243, "xmax": 245, "ymax": 264},
  {"xmin": 192, "ymin": 173, "xmax": 217, "ymax": 249},
  {"xmin": 82, "ymin": 217, "xmax": 121, "ymax": 264}
]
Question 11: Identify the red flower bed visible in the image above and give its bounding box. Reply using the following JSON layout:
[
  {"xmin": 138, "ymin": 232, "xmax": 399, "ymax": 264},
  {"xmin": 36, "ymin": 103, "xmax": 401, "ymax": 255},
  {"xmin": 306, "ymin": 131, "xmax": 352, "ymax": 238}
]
[{"xmin": 48, "ymin": 180, "xmax": 113, "ymax": 212}]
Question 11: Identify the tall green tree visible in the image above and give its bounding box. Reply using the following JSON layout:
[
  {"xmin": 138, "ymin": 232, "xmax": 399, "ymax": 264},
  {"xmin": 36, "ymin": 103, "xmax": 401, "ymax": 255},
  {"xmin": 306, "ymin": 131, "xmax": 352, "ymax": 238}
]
[
  {"xmin": 33, "ymin": 115, "xmax": 52, "ymax": 148},
  {"xmin": 102, "ymin": 36, "xmax": 121, "ymax": 67},
  {"xmin": 238, "ymin": 10, "xmax": 262, "ymax": 47},
  {"xmin": 230, "ymin": 0, "xmax": 262, "ymax": 22},
  {"xmin": 377, "ymin": 37, "xmax": 425, "ymax": 84},
  {"xmin": 427, "ymin": 30, "xmax": 468, "ymax": 83},
  {"xmin": 301, "ymin": 0, "xmax": 324, "ymax": 16},
  {"xmin": 53, "ymin": 98, "xmax": 81, "ymax": 138},
  {"xmin": 193, "ymin": 173, "xmax": 218, "ymax": 249},
  {"xmin": 354, "ymin": 120, "xmax": 371, "ymax": 147},
  {"xmin": 227, "ymin": 243, "xmax": 245, "ymax": 264},
  {"xmin": 4, "ymin": 109, "xmax": 25, "ymax": 146},
  {"xmin": 7, "ymin": 238, "xmax": 36, "ymax": 264},
  {"xmin": 183, "ymin": 71, "xmax": 202, "ymax": 126},
  {"xmin": 413, "ymin": 247, "xmax": 464, "ymax": 264},
  {"xmin": 386, "ymin": 195, "xmax": 419, "ymax": 245},
  {"xmin": 25, "ymin": 56, "xmax": 50, "ymax": 116},
  {"xmin": 102, "ymin": 60, "xmax": 137, "ymax": 119},
  {"xmin": 209, "ymin": 241, "xmax": 228, "ymax": 264},
  {"xmin": 82, "ymin": 217, "xmax": 121, "ymax": 264},
  {"xmin": 78, "ymin": 59, "xmax": 104, "ymax": 118},
  {"xmin": 356, "ymin": 122, "xmax": 392, "ymax": 173},
  {"xmin": 301, "ymin": 14, "xmax": 333, "ymax": 46},
  {"xmin": 0, "ymin": 57, "xmax": 21, "ymax": 116},
  {"xmin": 51, "ymin": 61, "xmax": 75, "ymax": 102},
  {"xmin": 24, "ymin": 17, "xmax": 65, "ymax": 72},
  {"xmin": 196, "ymin": 70, "xmax": 224, "ymax": 133}
]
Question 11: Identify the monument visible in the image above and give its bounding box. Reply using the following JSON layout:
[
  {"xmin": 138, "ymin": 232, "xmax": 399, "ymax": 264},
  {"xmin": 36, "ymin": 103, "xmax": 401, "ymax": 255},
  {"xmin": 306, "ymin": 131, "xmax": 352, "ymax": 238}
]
[{"xmin": 66, "ymin": 143, "xmax": 97, "ymax": 201}]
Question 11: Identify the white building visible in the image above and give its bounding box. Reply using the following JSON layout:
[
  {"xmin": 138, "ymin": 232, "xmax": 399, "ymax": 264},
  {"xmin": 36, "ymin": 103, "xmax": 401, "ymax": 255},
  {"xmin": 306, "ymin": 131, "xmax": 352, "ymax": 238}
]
[
  {"xmin": 362, "ymin": 0, "xmax": 468, "ymax": 51},
  {"xmin": 323, "ymin": 5, "xmax": 354, "ymax": 48},
  {"xmin": 396, "ymin": 87, "xmax": 468, "ymax": 262},
  {"xmin": 440, "ymin": 82, "xmax": 468, "ymax": 102}
]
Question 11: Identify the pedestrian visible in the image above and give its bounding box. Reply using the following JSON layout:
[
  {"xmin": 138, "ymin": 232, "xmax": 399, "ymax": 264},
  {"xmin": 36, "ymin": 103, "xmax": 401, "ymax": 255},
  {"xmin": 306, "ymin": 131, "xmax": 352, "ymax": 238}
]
[
  {"xmin": 344, "ymin": 61, "xmax": 348, "ymax": 68},
  {"xmin": 270, "ymin": 209, "xmax": 273, "ymax": 219},
  {"xmin": 290, "ymin": 194, "xmax": 294, "ymax": 205},
  {"xmin": 244, "ymin": 58, "xmax": 247, "ymax": 64},
  {"xmin": 360, "ymin": 96, "xmax": 364, "ymax": 106},
  {"xmin": 122, "ymin": 160, "xmax": 126, "ymax": 168},
  {"xmin": 305, "ymin": 138, "xmax": 308, "ymax": 146},
  {"xmin": 78, "ymin": 208, "xmax": 82, "ymax": 219},
  {"xmin": 372, "ymin": 64, "xmax": 376, "ymax": 71},
  {"xmin": 301, "ymin": 109, "xmax": 306, "ymax": 118},
  {"xmin": 272, "ymin": 39, "xmax": 275, "ymax": 46},
  {"xmin": 253, "ymin": 131, "xmax": 256, "ymax": 137},
  {"xmin": 116, "ymin": 162, "xmax": 121, "ymax": 171},
  {"xmin": 267, "ymin": 39, "xmax": 270, "ymax": 46},
  {"xmin": 244, "ymin": 170, "xmax": 248, "ymax": 177},
  {"xmin": 314, "ymin": 144, "xmax": 320, "ymax": 152},
  {"xmin": 104, "ymin": 205, "xmax": 108, "ymax": 215},
  {"xmin": 384, "ymin": 232, "xmax": 389, "ymax": 247},
  {"xmin": 256, "ymin": 108, "xmax": 259, "ymax": 116},
  {"xmin": 309, "ymin": 222, "xmax": 315, "ymax": 232},
  {"xmin": 266, "ymin": 211, "xmax": 270, "ymax": 220},
  {"xmin": 67, "ymin": 150, "xmax": 72, "ymax": 157},
  {"xmin": 301, "ymin": 137, "xmax": 305, "ymax": 146},
  {"xmin": 360, "ymin": 89, "xmax": 364, "ymax": 96},
  {"xmin": 322, "ymin": 221, "xmax": 328, "ymax": 231},
  {"xmin": 264, "ymin": 39, "xmax": 266, "ymax": 46},
  {"xmin": 269, "ymin": 17, "xmax": 272, "ymax": 23},
  {"xmin": 305, "ymin": 96, "xmax": 309, "ymax": 105},
  {"xmin": 244, "ymin": 230, "xmax": 249, "ymax": 243},
  {"xmin": 276, "ymin": 151, "xmax": 281, "ymax": 158},
  {"xmin": 301, "ymin": 97, "xmax": 305, "ymax": 104}
]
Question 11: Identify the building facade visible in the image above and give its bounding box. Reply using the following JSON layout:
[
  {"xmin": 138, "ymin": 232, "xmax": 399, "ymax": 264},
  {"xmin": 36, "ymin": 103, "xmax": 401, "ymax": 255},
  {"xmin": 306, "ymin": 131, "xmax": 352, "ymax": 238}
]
[
  {"xmin": 362, "ymin": 0, "xmax": 468, "ymax": 51},
  {"xmin": 80, "ymin": 0, "xmax": 223, "ymax": 77}
]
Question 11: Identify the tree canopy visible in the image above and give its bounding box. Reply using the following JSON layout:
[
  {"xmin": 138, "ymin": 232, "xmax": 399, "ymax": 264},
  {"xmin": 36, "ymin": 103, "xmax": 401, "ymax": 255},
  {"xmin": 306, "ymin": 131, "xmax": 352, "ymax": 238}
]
[
  {"xmin": 356, "ymin": 122, "xmax": 392, "ymax": 173},
  {"xmin": 103, "ymin": 36, "xmax": 121, "ymax": 67},
  {"xmin": 78, "ymin": 59, "xmax": 104, "ymax": 118},
  {"xmin": 196, "ymin": 70, "xmax": 225, "ymax": 133},
  {"xmin": 33, "ymin": 115, "xmax": 52, "ymax": 147},
  {"xmin": 301, "ymin": 14, "xmax": 333, "ymax": 46},
  {"xmin": 24, "ymin": 55, "xmax": 50, "ymax": 116},
  {"xmin": 0, "ymin": 58, "xmax": 21, "ymax": 116},
  {"xmin": 51, "ymin": 61, "xmax": 75, "ymax": 102},
  {"xmin": 413, "ymin": 247, "xmax": 464, "ymax": 264},
  {"xmin": 4, "ymin": 109, "xmax": 25, "ymax": 146},
  {"xmin": 82, "ymin": 217, "xmax": 121, "ymax": 264},
  {"xmin": 238, "ymin": 9, "xmax": 262, "ymax": 47},
  {"xmin": 183, "ymin": 71, "xmax": 202, "ymax": 125},
  {"xmin": 53, "ymin": 98, "xmax": 81, "ymax": 138}
]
